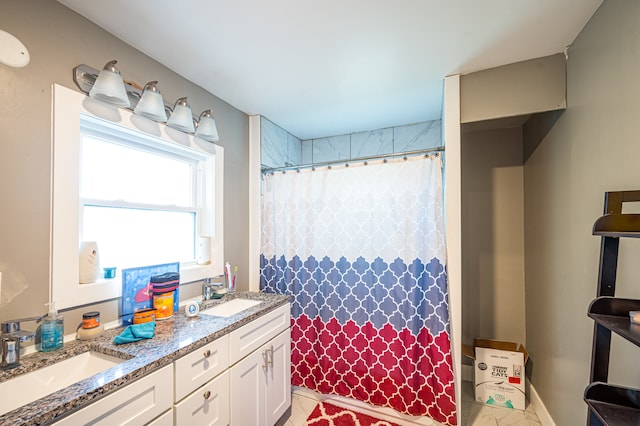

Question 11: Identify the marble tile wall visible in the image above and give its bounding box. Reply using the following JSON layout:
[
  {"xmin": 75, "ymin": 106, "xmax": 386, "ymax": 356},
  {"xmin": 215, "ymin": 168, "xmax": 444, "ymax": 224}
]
[
  {"xmin": 260, "ymin": 117, "xmax": 442, "ymax": 169},
  {"xmin": 260, "ymin": 116, "xmax": 302, "ymax": 169},
  {"xmin": 303, "ymin": 120, "xmax": 442, "ymax": 165}
]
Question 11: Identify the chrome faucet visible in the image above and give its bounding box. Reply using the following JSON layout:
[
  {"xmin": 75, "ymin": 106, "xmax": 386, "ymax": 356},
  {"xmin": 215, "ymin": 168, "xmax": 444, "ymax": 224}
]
[
  {"xmin": 1, "ymin": 315, "xmax": 43, "ymax": 370},
  {"xmin": 202, "ymin": 275, "xmax": 225, "ymax": 301}
]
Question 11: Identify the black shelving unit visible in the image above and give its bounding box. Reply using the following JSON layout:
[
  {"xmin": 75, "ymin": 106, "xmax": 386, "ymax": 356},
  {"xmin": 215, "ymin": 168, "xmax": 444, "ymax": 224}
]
[{"xmin": 586, "ymin": 191, "xmax": 640, "ymax": 425}]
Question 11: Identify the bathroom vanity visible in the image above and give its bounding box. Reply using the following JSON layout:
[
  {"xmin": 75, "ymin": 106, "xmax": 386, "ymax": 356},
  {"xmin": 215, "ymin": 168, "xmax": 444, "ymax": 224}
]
[{"xmin": 0, "ymin": 291, "xmax": 291, "ymax": 426}]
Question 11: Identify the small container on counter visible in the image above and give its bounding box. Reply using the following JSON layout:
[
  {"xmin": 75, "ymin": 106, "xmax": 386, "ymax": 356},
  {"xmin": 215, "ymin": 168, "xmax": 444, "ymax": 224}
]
[
  {"xmin": 150, "ymin": 272, "xmax": 180, "ymax": 321},
  {"xmin": 133, "ymin": 308, "xmax": 156, "ymax": 324},
  {"xmin": 630, "ymin": 310, "xmax": 640, "ymax": 325},
  {"xmin": 40, "ymin": 302, "xmax": 64, "ymax": 352},
  {"xmin": 82, "ymin": 311, "xmax": 101, "ymax": 329},
  {"xmin": 77, "ymin": 310, "xmax": 104, "ymax": 340},
  {"xmin": 153, "ymin": 292, "xmax": 174, "ymax": 320}
]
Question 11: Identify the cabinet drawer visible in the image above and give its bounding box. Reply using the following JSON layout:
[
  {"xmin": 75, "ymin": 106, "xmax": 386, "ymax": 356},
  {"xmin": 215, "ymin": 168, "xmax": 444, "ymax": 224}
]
[
  {"xmin": 174, "ymin": 334, "xmax": 229, "ymax": 402},
  {"xmin": 174, "ymin": 370, "xmax": 229, "ymax": 426},
  {"xmin": 54, "ymin": 364, "xmax": 173, "ymax": 425},
  {"xmin": 146, "ymin": 408, "xmax": 173, "ymax": 426},
  {"xmin": 229, "ymin": 304, "xmax": 290, "ymax": 365}
]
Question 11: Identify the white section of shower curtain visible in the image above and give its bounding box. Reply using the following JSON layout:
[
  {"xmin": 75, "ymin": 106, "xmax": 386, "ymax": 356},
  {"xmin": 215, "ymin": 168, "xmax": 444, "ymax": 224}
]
[{"xmin": 261, "ymin": 154, "xmax": 446, "ymax": 265}]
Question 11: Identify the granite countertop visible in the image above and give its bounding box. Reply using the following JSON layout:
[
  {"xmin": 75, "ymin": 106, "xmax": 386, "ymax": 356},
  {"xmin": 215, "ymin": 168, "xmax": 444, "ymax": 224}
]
[{"xmin": 0, "ymin": 291, "xmax": 291, "ymax": 426}]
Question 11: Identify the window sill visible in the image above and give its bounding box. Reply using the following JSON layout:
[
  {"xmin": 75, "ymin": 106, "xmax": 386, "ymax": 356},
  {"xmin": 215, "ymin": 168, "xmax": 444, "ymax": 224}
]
[{"xmin": 73, "ymin": 263, "xmax": 220, "ymax": 301}]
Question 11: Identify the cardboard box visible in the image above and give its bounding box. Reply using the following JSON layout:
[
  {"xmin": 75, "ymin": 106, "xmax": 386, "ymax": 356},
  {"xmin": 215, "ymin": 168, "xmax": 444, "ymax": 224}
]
[{"xmin": 462, "ymin": 339, "xmax": 529, "ymax": 410}]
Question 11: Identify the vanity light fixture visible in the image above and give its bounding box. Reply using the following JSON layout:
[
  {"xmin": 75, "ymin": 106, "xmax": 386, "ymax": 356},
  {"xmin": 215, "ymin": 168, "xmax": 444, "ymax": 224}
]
[
  {"xmin": 89, "ymin": 60, "xmax": 130, "ymax": 108},
  {"xmin": 72, "ymin": 61, "xmax": 221, "ymax": 141},
  {"xmin": 133, "ymin": 81, "xmax": 167, "ymax": 122},
  {"xmin": 166, "ymin": 97, "xmax": 195, "ymax": 133},
  {"xmin": 194, "ymin": 110, "xmax": 220, "ymax": 142}
]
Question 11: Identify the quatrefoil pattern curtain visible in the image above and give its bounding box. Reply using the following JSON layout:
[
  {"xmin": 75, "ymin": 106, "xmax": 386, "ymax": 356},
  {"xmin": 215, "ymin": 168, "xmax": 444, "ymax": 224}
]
[{"xmin": 260, "ymin": 154, "xmax": 456, "ymax": 425}]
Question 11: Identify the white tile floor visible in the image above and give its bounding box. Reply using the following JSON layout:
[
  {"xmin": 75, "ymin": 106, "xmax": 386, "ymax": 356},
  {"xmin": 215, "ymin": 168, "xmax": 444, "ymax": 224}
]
[{"xmin": 284, "ymin": 381, "xmax": 542, "ymax": 426}]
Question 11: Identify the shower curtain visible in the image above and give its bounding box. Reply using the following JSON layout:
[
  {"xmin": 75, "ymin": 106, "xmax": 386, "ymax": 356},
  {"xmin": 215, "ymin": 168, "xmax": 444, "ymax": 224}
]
[{"xmin": 260, "ymin": 154, "xmax": 456, "ymax": 425}]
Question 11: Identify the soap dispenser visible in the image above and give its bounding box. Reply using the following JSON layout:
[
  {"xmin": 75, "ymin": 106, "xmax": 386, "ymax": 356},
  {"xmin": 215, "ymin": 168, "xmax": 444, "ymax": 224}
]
[{"xmin": 40, "ymin": 302, "xmax": 64, "ymax": 352}]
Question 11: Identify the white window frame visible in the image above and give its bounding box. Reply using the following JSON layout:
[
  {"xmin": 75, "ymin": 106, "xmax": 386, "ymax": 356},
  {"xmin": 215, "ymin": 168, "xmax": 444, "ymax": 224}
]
[{"xmin": 51, "ymin": 84, "xmax": 224, "ymax": 309}]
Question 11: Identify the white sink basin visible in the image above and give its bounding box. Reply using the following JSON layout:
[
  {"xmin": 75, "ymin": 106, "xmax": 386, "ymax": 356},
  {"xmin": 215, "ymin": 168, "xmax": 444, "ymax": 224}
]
[
  {"xmin": 0, "ymin": 351, "xmax": 124, "ymax": 415},
  {"xmin": 200, "ymin": 298, "xmax": 261, "ymax": 317}
]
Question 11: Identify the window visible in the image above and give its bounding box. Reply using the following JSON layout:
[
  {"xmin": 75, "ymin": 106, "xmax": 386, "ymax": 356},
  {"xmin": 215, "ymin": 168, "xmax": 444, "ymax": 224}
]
[
  {"xmin": 79, "ymin": 114, "xmax": 208, "ymax": 269},
  {"xmin": 51, "ymin": 84, "xmax": 224, "ymax": 309}
]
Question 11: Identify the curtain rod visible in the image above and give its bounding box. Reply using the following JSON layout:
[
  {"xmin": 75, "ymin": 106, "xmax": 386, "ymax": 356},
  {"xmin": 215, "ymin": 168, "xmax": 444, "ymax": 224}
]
[{"xmin": 261, "ymin": 146, "xmax": 445, "ymax": 174}]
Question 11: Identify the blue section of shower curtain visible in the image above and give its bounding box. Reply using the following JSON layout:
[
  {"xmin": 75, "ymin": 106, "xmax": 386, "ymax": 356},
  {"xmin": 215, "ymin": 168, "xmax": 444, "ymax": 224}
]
[{"xmin": 261, "ymin": 254, "xmax": 449, "ymax": 335}]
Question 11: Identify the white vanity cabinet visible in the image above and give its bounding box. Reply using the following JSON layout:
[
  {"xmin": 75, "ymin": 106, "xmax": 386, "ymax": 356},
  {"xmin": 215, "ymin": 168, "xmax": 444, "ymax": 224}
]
[
  {"xmin": 229, "ymin": 304, "xmax": 291, "ymax": 426},
  {"xmin": 173, "ymin": 335, "xmax": 230, "ymax": 425},
  {"xmin": 51, "ymin": 302, "xmax": 290, "ymax": 426},
  {"xmin": 54, "ymin": 364, "xmax": 173, "ymax": 426}
]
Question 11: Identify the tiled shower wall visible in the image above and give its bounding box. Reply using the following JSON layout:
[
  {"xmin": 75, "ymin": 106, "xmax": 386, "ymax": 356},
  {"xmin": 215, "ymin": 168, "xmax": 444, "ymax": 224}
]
[
  {"xmin": 260, "ymin": 116, "xmax": 442, "ymax": 169},
  {"xmin": 260, "ymin": 116, "xmax": 303, "ymax": 169}
]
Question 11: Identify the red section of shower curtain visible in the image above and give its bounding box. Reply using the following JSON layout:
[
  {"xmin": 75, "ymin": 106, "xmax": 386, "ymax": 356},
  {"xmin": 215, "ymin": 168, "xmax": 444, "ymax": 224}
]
[{"xmin": 290, "ymin": 314, "xmax": 457, "ymax": 425}]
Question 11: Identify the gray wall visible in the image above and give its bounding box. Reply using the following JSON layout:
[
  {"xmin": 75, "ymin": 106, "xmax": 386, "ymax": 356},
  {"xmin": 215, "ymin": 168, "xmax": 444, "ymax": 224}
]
[
  {"xmin": 525, "ymin": 1, "xmax": 640, "ymax": 424},
  {"xmin": 0, "ymin": 1, "xmax": 250, "ymax": 332},
  {"xmin": 461, "ymin": 127, "xmax": 525, "ymax": 347}
]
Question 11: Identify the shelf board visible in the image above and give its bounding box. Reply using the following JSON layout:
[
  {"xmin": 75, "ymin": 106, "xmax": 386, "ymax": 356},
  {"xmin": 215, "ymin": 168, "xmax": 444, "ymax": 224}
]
[
  {"xmin": 593, "ymin": 214, "xmax": 640, "ymax": 237},
  {"xmin": 585, "ymin": 383, "xmax": 640, "ymax": 426},
  {"xmin": 589, "ymin": 314, "xmax": 640, "ymax": 347},
  {"xmin": 588, "ymin": 297, "xmax": 640, "ymax": 347}
]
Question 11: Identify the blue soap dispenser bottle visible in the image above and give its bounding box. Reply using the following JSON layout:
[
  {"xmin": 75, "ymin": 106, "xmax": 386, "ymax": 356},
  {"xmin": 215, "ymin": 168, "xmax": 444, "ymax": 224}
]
[{"xmin": 40, "ymin": 301, "xmax": 64, "ymax": 352}]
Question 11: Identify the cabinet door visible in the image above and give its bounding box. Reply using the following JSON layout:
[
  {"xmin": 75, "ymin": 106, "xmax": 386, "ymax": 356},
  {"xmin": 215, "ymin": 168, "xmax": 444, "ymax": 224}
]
[
  {"xmin": 230, "ymin": 347, "xmax": 266, "ymax": 426},
  {"xmin": 265, "ymin": 328, "xmax": 291, "ymax": 426},
  {"xmin": 54, "ymin": 364, "xmax": 173, "ymax": 425},
  {"xmin": 174, "ymin": 370, "xmax": 229, "ymax": 426}
]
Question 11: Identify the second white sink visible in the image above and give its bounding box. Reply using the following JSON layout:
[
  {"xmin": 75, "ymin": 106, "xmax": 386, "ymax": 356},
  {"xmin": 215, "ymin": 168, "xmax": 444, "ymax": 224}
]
[
  {"xmin": 200, "ymin": 298, "xmax": 261, "ymax": 317},
  {"xmin": 0, "ymin": 351, "xmax": 124, "ymax": 415}
]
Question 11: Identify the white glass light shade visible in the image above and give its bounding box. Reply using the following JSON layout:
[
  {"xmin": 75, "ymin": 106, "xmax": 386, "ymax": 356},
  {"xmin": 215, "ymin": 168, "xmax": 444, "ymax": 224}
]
[
  {"xmin": 89, "ymin": 60, "xmax": 130, "ymax": 107},
  {"xmin": 167, "ymin": 97, "xmax": 195, "ymax": 133},
  {"xmin": 134, "ymin": 81, "xmax": 167, "ymax": 122},
  {"xmin": 195, "ymin": 110, "xmax": 220, "ymax": 142}
]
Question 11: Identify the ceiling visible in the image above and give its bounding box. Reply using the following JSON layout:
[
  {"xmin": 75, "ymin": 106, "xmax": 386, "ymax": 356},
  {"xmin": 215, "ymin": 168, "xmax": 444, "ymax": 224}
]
[{"xmin": 58, "ymin": 0, "xmax": 602, "ymax": 140}]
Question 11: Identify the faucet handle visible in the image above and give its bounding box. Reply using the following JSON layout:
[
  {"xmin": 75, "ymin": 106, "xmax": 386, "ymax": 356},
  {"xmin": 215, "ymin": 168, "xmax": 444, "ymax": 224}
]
[
  {"xmin": 5, "ymin": 330, "xmax": 35, "ymax": 342},
  {"xmin": 204, "ymin": 275, "xmax": 224, "ymax": 283},
  {"xmin": 1, "ymin": 314, "xmax": 46, "ymax": 333}
]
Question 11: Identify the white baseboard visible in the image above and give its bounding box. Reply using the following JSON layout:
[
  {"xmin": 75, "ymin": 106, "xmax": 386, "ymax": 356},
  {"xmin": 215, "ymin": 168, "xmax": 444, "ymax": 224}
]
[
  {"xmin": 528, "ymin": 384, "xmax": 556, "ymax": 426},
  {"xmin": 461, "ymin": 364, "xmax": 555, "ymax": 426}
]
